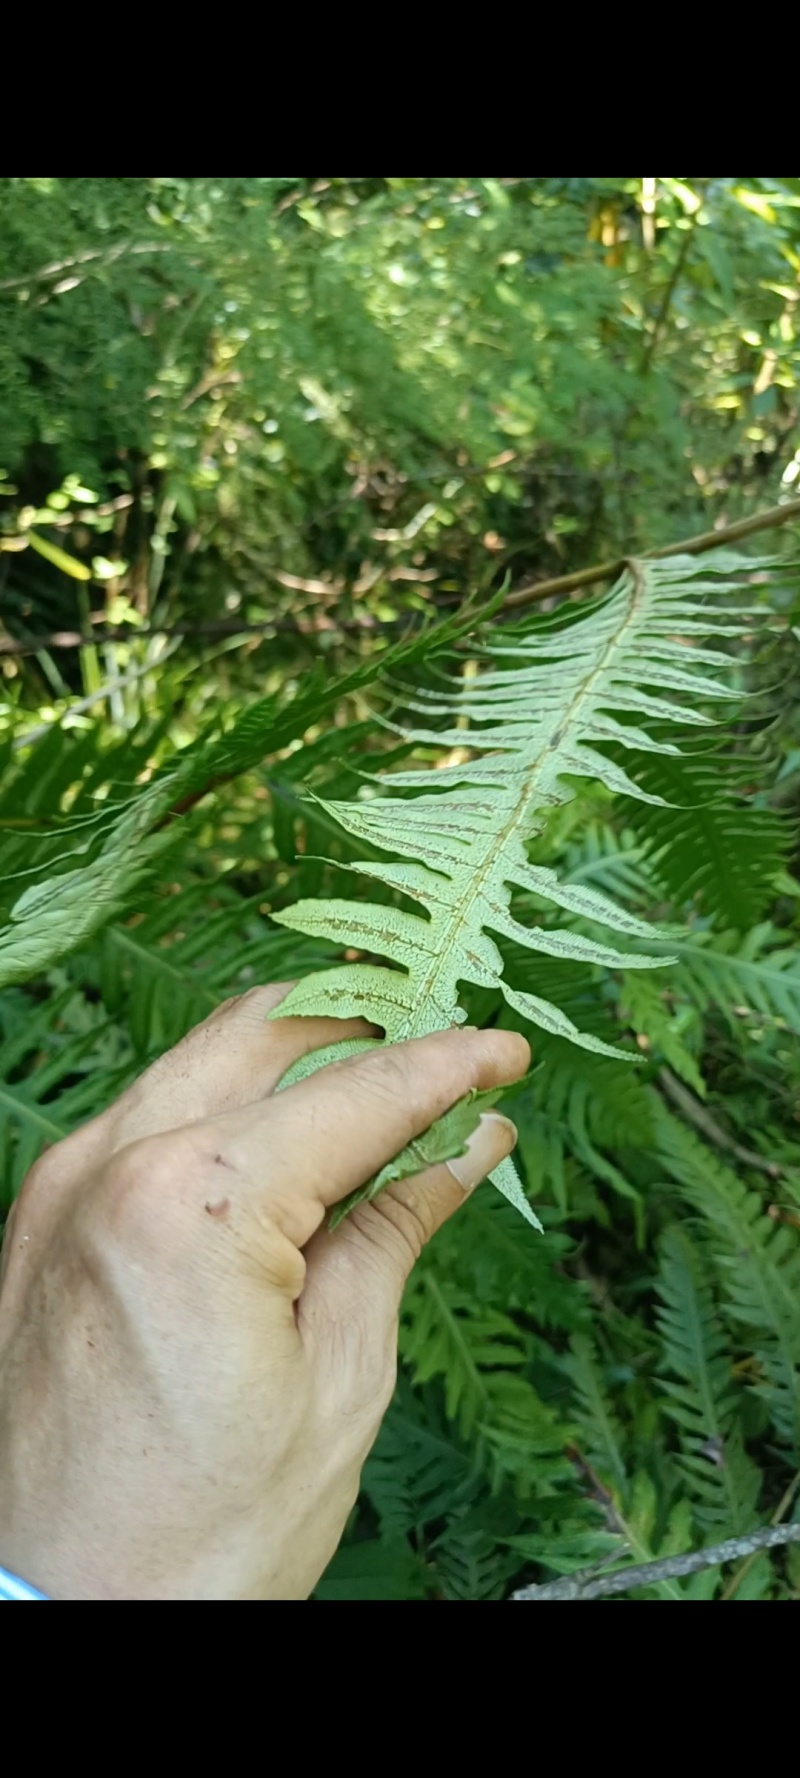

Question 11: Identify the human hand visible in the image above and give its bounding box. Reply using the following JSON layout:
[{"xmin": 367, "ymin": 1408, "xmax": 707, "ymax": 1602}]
[{"xmin": 0, "ymin": 985, "xmax": 528, "ymax": 1599}]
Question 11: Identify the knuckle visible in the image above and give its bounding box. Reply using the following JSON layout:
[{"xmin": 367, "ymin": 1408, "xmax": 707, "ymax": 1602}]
[
  {"xmin": 345, "ymin": 1048, "xmax": 416, "ymax": 1121},
  {"xmin": 354, "ymin": 1190, "xmax": 431, "ymax": 1272},
  {"xmin": 381, "ymin": 1191, "xmax": 433, "ymax": 1259},
  {"xmin": 101, "ymin": 1130, "xmax": 196, "ymax": 1229},
  {"xmin": 458, "ymin": 1026, "xmax": 504, "ymax": 1081},
  {"xmin": 2, "ymin": 1124, "xmax": 102, "ymax": 1256},
  {"xmin": 406, "ymin": 1030, "xmax": 482, "ymax": 1103},
  {"xmin": 206, "ymin": 993, "xmax": 240, "ymax": 1020},
  {"xmin": 224, "ymin": 982, "xmax": 297, "ymax": 1025},
  {"xmin": 14, "ymin": 1127, "xmax": 84, "ymax": 1203},
  {"xmin": 114, "ymin": 1051, "xmax": 170, "ymax": 1113},
  {"xmin": 19, "ymin": 1146, "xmax": 60, "ymax": 1197}
]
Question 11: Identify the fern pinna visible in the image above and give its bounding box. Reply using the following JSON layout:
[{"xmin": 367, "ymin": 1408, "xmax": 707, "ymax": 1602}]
[{"xmin": 272, "ymin": 553, "xmax": 765, "ymax": 1220}]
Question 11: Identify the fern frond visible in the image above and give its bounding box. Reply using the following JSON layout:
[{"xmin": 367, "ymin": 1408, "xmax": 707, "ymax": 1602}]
[
  {"xmin": 622, "ymin": 749, "xmax": 789, "ymax": 928},
  {"xmin": 400, "ymin": 1269, "xmax": 527, "ymax": 1435},
  {"xmin": 620, "ymin": 971, "xmax": 706, "ymax": 1095},
  {"xmin": 75, "ymin": 882, "xmax": 335, "ymax": 1056},
  {"xmin": 435, "ymin": 1189, "xmax": 591, "ymax": 1332},
  {"xmin": 0, "ymin": 785, "xmax": 177, "ymax": 990},
  {"xmin": 516, "ymin": 1036, "xmax": 656, "ymax": 1215},
  {"xmin": 0, "ymin": 986, "xmax": 134, "ymax": 1206},
  {"xmin": 478, "ymin": 1371, "xmax": 577, "ymax": 1496},
  {"xmin": 561, "ymin": 821, "xmax": 654, "ymax": 907},
  {"xmin": 561, "ymin": 1332, "xmax": 630, "ymax": 1503},
  {"xmin": 363, "ymin": 1388, "xmax": 532, "ymax": 1599},
  {"xmin": 430, "ymin": 1524, "xmax": 518, "ymax": 1600},
  {"xmin": 314, "ymin": 1539, "xmax": 431, "ymax": 1601},
  {"xmin": 274, "ymin": 557, "xmax": 765, "ymax": 1215},
  {"xmin": 654, "ymin": 1107, "xmax": 800, "ymax": 1451},
  {"xmin": 0, "ymin": 600, "xmax": 484, "ymax": 990},
  {"xmin": 400, "ymin": 1264, "xmax": 573, "ymax": 1498},
  {"xmin": 362, "ymin": 1389, "xmax": 476, "ymax": 1538},
  {"xmin": 673, "ymin": 924, "xmax": 800, "ymax": 1033},
  {"xmin": 656, "ymin": 1226, "xmax": 761, "ymax": 1531},
  {"xmin": 275, "ymin": 557, "xmax": 759, "ymax": 1044}
]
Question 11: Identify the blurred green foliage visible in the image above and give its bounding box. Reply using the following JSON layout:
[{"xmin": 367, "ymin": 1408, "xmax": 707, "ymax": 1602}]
[{"xmin": 3, "ymin": 176, "xmax": 800, "ymax": 673}]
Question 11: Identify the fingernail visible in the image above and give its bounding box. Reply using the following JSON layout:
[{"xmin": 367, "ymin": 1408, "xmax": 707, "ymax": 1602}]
[{"xmin": 446, "ymin": 1112, "xmax": 517, "ymax": 1194}]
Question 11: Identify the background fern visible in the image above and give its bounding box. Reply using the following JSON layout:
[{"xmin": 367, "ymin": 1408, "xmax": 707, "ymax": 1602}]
[
  {"xmin": 3, "ymin": 556, "xmax": 799, "ymax": 1597},
  {"xmin": 655, "ymin": 1226, "xmax": 762, "ymax": 1532}
]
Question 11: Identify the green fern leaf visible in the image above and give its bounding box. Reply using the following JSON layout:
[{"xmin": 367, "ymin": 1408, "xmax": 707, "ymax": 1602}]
[
  {"xmin": 0, "ymin": 986, "xmax": 134, "ymax": 1207},
  {"xmin": 400, "ymin": 1269, "xmax": 527, "ymax": 1435},
  {"xmin": 0, "ymin": 600, "xmax": 487, "ymax": 991},
  {"xmin": 513, "ymin": 1021, "xmax": 656, "ymax": 1216},
  {"xmin": 561, "ymin": 1332, "xmax": 630, "ymax": 1503},
  {"xmin": 654, "ymin": 1106, "xmax": 800, "ymax": 1451},
  {"xmin": 620, "ymin": 971, "xmax": 706, "ymax": 1095},
  {"xmin": 362, "ymin": 1390, "xmax": 476, "ymax": 1537},
  {"xmin": 431, "ymin": 1524, "xmax": 518, "ymax": 1600},
  {"xmin": 435, "ymin": 1189, "xmax": 591, "ymax": 1332},
  {"xmin": 314, "ymin": 1538, "xmax": 431, "ymax": 1601},
  {"xmin": 674, "ymin": 924, "xmax": 800, "ymax": 1032},
  {"xmin": 0, "ymin": 790, "xmax": 176, "ymax": 990},
  {"xmin": 76, "ymin": 881, "xmax": 335, "ymax": 1057},
  {"xmin": 656, "ymin": 1225, "xmax": 761, "ymax": 1531},
  {"xmin": 622, "ymin": 750, "xmax": 789, "ymax": 928},
  {"xmin": 400, "ymin": 1266, "xmax": 574, "ymax": 1495},
  {"xmin": 272, "ymin": 554, "xmax": 763, "ymax": 1218},
  {"xmin": 561, "ymin": 822, "xmax": 653, "ymax": 906}
]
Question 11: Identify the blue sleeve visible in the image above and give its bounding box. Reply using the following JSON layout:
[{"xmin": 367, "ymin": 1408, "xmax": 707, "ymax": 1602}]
[{"xmin": 0, "ymin": 1564, "xmax": 47, "ymax": 1600}]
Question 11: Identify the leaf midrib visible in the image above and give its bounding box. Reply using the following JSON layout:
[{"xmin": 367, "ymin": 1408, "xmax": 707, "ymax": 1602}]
[{"xmin": 397, "ymin": 569, "xmax": 645, "ymax": 1038}]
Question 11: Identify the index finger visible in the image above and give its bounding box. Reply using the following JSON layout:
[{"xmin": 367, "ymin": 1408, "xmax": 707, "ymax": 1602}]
[{"xmin": 202, "ymin": 1025, "xmax": 530, "ymax": 1244}]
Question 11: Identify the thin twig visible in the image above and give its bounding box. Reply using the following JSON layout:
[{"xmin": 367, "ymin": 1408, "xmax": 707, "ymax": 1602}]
[
  {"xmin": 0, "ymin": 614, "xmax": 408, "ymax": 656},
  {"xmin": 11, "ymin": 646, "xmax": 180, "ymax": 752},
  {"xmin": 511, "ymin": 1522, "xmax": 800, "ymax": 1600},
  {"xmin": 657, "ymin": 1067, "xmax": 782, "ymax": 1179},
  {"xmin": 0, "ymin": 241, "xmax": 172, "ymax": 295},
  {"xmin": 505, "ymin": 495, "xmax": 800, "ymax": 611},
  {"xmin": 640, "ymin": 209, "xmax": 701, "ymax": 376}
]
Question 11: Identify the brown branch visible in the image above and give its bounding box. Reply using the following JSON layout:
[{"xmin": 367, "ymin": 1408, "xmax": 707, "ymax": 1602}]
[
  {"xmin": 0, "ymin": 241, "xmax": 172, "ymax": 295},
  {"xmin": 657, "ymin": 1067, "xmax": 783, "ymax": 1179},
  {"xmin": 180, "ymin": 369, "xmax": 243, "ymax": 411},
  {"xmin": 0, "ymin": 613, "xmax": 410, "ymax": 657},
  {"xmin": 505, "ymin": 495, "xmax": 800, "ymax": 611},
  {"xmin": 640, "ymin": 208, "xmax": 701, "ymax": 376},
  {"xmin": 3, "ymin": 491, "xmax": 800, "ymax": 657},
  {"xmin": 511, "ymin": 1522, "xmax": 800, "ymax": 1601}
]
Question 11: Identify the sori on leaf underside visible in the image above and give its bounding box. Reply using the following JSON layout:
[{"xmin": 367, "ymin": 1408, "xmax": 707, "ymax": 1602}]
[{"xmin": 269, "ymin": 552, "xmax": 774, "ymax": 1227}]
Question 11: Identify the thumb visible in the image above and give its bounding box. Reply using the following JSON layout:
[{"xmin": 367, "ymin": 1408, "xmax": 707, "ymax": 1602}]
[{"xmin": 301, "ymin": 1112, "xmax": 518, "ymax": 1316}]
